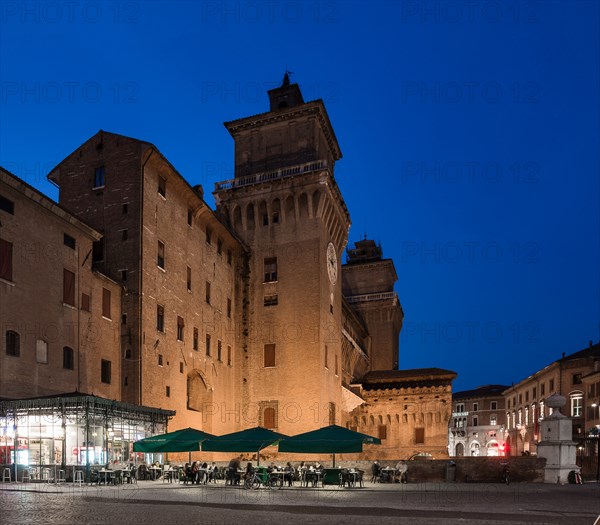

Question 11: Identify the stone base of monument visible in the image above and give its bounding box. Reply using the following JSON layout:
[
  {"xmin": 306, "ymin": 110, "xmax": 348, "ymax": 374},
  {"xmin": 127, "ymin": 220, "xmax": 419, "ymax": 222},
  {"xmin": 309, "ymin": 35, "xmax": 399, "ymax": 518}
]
[{"xmin": 536, "ymin": 393, "xmax": 580, "ymax": 484}]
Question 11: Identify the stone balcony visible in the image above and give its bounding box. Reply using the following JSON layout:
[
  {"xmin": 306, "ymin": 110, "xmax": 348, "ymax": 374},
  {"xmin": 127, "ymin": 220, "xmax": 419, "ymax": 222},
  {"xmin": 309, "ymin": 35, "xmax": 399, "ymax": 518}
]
[{"xmin": 214, "ymin": 160, "xmax": 329, "ymax": 191}]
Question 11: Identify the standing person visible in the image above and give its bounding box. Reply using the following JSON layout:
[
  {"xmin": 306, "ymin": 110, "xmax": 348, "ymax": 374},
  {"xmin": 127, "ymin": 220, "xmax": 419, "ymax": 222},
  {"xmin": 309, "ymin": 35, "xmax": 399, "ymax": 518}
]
[
  {"xmin": 371, "ymin": 460, "xmax": 381, "ymax": 483},
  {"xmin": 228, "ymin": 456, "xmax": 241, "ymax": 485},
  {"xmin": 192, "ymin": 461, "xmax": 200, "ymax": 484},
  {"xmin": 284, "ymin": 462, "xmax": 294, "ymax": 487},
  {"xmin": 244, "ymin": 462, "xmax": 254, "ymax": 482}
]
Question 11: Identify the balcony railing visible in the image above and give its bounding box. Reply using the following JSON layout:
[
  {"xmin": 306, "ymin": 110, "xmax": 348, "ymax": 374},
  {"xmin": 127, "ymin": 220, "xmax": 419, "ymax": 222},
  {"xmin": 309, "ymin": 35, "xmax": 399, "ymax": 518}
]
[
  {"xmin": 345, "ymin": 292, "xmax": 398, "ymax": 304},
  {"xmin": 214, "ymin": 160, "xmax": 328, "ymax": 191},
  {"xmin": 452, "ymin": 412, "xmax": 469, "ymax": 417}
]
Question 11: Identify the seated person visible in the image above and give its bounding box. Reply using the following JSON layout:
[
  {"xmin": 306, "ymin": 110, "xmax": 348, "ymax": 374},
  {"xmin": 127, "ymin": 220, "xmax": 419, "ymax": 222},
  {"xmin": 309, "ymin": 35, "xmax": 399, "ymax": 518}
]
[{"xmin": 395, "ymin": 461, "xmax": 408, "ymax": 484}]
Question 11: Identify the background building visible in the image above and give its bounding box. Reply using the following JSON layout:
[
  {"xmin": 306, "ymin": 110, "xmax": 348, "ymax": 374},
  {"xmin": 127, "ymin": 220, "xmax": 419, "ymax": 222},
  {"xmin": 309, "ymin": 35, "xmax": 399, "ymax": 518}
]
[
  {"xmin": 503, "ymin": 341, "xmax": 600, "ymax": 457},
  {"xmin": 449, "ymin": 385, "xmax": 508, "ymax": 457},
  {"xmin": 0, "ymin": 167, "xmax": 121, "ymax": 400}
]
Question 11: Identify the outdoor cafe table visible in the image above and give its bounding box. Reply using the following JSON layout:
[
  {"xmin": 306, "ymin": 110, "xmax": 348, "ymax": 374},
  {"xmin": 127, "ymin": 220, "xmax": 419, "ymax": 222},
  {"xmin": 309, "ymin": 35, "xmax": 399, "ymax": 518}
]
[
  {"xmin": 342, "ymin": 469, "xmax": 362, "ymax": 488},
  {"xmin": 269, "ymin": 470, "xmax": 289, "ymax": 487},
  {"xmin": 149, "ymin": 466, "xmax": 162, "ymax": 481},
  {"xmin": 380, "ymin": 467, "xmax": 396, "ymax": 483},
  {"xmin": 96, "ymin": 469, "xmax": 112, "ymax": 485},
  {"xmin": 303, "ymin": 469, "xmax": 323, "ymax": 487}
]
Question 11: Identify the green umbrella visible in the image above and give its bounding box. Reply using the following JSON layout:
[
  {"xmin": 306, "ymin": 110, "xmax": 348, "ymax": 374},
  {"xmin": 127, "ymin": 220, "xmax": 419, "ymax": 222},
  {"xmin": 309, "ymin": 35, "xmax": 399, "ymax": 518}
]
[
  {"xmin": 278, "ymin": 425, "xmax": 381, "ymax": 466},
  {"xmin": 201, "ymin": 427, "xmax": 287, "ymax": 465},
  {"xmin": 133, "ymin": 427, "xmax": 214, "ymax": 453}
]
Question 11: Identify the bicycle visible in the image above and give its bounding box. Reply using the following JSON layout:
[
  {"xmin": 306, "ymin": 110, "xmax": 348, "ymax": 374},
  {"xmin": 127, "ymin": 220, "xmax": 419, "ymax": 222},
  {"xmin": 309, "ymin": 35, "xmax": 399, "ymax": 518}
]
[{"xmin": 244, "ymin": 468, "xmax": 281, "ymax": 490}]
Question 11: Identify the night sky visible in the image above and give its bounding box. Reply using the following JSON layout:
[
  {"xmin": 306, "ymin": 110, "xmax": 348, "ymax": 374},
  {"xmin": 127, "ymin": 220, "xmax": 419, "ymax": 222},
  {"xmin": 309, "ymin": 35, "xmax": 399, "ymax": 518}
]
[{"xmin": 1, "ymin": 1, "xmax": 598, "ymax": 391}]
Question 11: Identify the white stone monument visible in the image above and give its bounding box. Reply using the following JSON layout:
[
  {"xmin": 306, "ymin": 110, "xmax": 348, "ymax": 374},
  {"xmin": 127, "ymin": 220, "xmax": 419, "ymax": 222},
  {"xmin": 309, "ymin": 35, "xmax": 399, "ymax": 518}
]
[{"xmin": 536, "ymin": 393, "xmax": 578, "ymax": 483}]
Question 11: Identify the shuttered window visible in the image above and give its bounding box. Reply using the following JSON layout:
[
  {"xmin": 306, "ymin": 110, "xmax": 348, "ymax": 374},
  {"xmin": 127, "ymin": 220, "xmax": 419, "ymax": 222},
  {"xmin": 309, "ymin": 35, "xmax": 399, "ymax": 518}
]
[
  {"xmin": 63, "ymin": 269, "xmax": 75, "ymax": 306},
  {"xmin": 0, "ymin": 239, "xmax": 13, "ymax": 281},
  {"xmin": 102, "ymin": 288, "xmax": 111, "ymax": 319},
  {"xmin": 264, "ymin": 344, "xmax": 275, "ymax": 367}
]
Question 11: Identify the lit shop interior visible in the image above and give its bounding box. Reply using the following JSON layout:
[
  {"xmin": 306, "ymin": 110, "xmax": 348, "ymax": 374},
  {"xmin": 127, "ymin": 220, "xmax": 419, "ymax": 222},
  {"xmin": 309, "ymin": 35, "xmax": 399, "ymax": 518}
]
[{"xmin": 0, "ymin": 394, "xmax": 174, "ymax": 470}]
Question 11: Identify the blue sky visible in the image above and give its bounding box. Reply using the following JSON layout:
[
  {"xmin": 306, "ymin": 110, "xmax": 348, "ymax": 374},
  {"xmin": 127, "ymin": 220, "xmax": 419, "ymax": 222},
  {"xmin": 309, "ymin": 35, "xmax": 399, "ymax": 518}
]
[{"xmin": 1, "ymin": 1, "xmax": 598, "ymax": 391}]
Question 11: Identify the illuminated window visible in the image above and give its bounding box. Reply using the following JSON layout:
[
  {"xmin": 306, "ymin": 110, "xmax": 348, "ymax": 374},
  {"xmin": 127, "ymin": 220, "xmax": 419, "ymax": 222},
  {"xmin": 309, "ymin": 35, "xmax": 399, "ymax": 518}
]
[{"xmin": 570, "ymin": 393, "xmax": 583, "ymax": 417}]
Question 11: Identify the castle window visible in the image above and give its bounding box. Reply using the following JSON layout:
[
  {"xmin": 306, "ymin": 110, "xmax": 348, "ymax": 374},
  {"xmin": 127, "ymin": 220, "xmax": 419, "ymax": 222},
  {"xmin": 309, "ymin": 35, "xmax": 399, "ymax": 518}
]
[
  {"xmin": 157, "ymin": 241, "xmax": 165, "ymax": 269},
  {"xmin": 102, "ymin": 288, "xmax": 111, "ymax": 319},
  {"xmin": 227, "ymin": 345, "xmax": 232, "ymax": 366},
  {"xmin": 158, "ymin": 354, "xmax": 163, "ymax": 366},
  {"xmin": 193, "ymin": 328, "xmax": 198, "ymax": 351},
  {"xmin": 101, "ymin": 359, "xmax": 112, "ymax": 384},
  {"xmin": 260, "ymin": 402, "xmax": 278, "ymax": 429},
  {"xmin": 187, "ymin": 208, "xmax": 193, "ymax": 226},
  {"xmin": 378, "ymin": 425, "xmax": 387, "ymax": 440},
  {"xmin": 0, "ymin": 238, "xmax": 13, "ymax": 281},
  {"xmin": 491, "ymin": 401, "xmax": 497, "ymax": 410},
  {"xmin": 63, "ymin": 346, "xmax": 74, "ymax": 370},
  {"xmin": 217, "ymin": 340, "xmax": 222, "ymax": 362},
  {"xmin": 166, "ymin": 386, "xmax": 170, "ymax": 397},
  {"xmin": 264, "ymin": 257, "xmax": 277, "ymax": 282},
  {"xmin": 206, "ymin": 334, "xmax": 211, "ymax": 357},
  {"xmin": 63, "ymin": 269, "xmax": 76, "ymax": 306},
  {"xmin": 264, "ymin": 344, "xmax": 275, "ymax": 367},
  {"xmin": 324, "ymin": 345, "xmax": 328, "ymax": 369},
  {"xmin": 227, "ymin": 250, "xmax": 233, "ymax": 265},
  {"xmin": 227, "ymin": 298, "xmax": 232, "ymax": 318},
  {"xmin": 81, "ymin": 293, "xmax": 90, "ymax": 312},
  {"xmin": 63, "ymin": 233, "xmax": 76, "ymax": 249},
  {"xmin": 92, "ymin": 238, "xmax": 104, "ymax": 263},
  {"xmin": 264, "ymin": 294, "xmax": 278, "ymax": 307},
  {"xmin": 93, "ymin": 166, "xmax": 105, "ymax": 188},
  {"xmin": 120, "ymin": 270, "xmax": 128, "ymax": 281},
  {"xmin": 177, "ymin": 316, "xmax": 184, "ymax": 341},
  {"xmin": 158, "ymin": 176, "xmax": 166, "ymax": 198},
  {"xmin": 415, "ymin": 428, "xmax": 425, "ymax": 444},
  {"xmin": 180, "ymin": 362, "xmax": 184, "ymax": 373},
  {"xmin": 328, "ymin": 402, "xmax": 336, "ymax": 425},
  {"xmin": 217, "ymin": 238, "xmax": 223, "ymax": 255},
  {"xmin": 0, "ymin": 194, "xmax": 14, "ymax": 214},
  {"xmin": 187, "ymin": 266, "xmax": 192, "ymax": 292},
  {"xmin": 205, "ymin": 281, "xmax": 211, "ymax": 304},
  {"xmin": 122, "ymin": 203, "xmax": 128, "ymax": 214},
  {"xmin": 156, "ymin": 305, "xmax": 165, "ymax": 332},
  {"xmin": 206, "ymin": 227, "xmax": 212, "ymax": 245}
]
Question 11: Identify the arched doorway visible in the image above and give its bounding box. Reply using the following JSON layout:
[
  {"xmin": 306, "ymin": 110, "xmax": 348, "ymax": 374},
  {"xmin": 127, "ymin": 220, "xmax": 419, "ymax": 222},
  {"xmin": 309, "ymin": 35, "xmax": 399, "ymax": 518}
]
[{"xmin": 455, "ymin": 442, "xmax": 464, "ymax": 456}]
